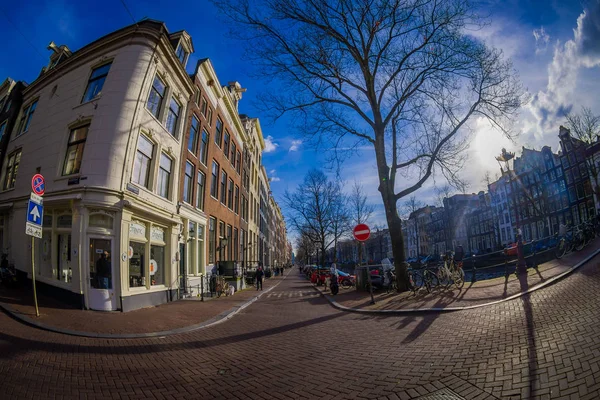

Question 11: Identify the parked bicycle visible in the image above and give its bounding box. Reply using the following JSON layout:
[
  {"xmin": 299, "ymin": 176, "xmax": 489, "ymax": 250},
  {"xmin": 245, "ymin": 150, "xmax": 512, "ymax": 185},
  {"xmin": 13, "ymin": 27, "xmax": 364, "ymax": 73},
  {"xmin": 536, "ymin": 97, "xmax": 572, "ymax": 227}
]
[
  {"xmin": 437, "ymin": 252, "xmax": 464, "ymax": 289},
  {"xmin": 215, "ymin": 275, "xmax": 231, "ymax": 297}
]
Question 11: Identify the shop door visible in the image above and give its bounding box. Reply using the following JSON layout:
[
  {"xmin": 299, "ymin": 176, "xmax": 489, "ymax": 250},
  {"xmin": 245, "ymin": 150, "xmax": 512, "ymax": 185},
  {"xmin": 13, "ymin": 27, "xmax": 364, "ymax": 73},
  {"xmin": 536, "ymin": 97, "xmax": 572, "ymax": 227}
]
[{"xmin": 88, "ymin": 238, "xmax": 117, "ymax": 311}]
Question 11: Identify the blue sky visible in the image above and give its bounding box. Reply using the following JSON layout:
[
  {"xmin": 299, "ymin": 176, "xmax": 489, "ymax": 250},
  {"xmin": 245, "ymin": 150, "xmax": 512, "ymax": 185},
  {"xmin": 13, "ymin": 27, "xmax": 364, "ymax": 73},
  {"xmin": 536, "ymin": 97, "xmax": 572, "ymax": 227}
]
[{"xmin": 2, "ymin": 0, "xmax": 600, "ymax": 234}]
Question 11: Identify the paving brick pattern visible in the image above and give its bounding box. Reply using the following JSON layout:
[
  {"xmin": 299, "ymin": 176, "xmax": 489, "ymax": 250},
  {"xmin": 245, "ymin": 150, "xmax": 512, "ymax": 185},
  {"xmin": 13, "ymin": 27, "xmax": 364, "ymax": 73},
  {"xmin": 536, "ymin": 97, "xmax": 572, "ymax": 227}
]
[{"xmin": 1, "ymin": 254, "xmax": 600, "ymax": 399}]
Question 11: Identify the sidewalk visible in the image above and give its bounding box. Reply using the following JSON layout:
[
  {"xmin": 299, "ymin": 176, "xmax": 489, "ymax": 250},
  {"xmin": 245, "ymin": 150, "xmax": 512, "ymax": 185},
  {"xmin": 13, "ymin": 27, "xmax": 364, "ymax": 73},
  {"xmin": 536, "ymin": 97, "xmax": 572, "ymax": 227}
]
[
  {"xmin": 0, "ymin": 270, "xmax": 290, "ymax": 338},
  {"xmin": 315, "ymin": 238, "xmax": 600, "ymax": 313}
]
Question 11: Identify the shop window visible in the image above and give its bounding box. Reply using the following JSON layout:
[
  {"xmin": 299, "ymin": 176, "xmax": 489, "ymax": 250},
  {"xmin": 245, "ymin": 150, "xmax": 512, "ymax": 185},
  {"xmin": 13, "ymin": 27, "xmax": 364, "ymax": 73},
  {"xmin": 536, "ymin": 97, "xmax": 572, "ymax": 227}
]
[
  {"xmin": 57, "ymin": 215, "xmax": 72, "ymax": 228},
  {"xmin": 43, "ymin": 214, "xmax": 53, "ymax": 228},
  {"xmin": 227, "ymin": 225, "xmax": 232, "ymax": 260},
  {"xmin": 89, "ymin": 213, "xmax": 113, "ymax": 229},
  {"xmin": 129, "ymin": 241, "xmax": 146, "ymax": 288},
  {"xmin": 150, "ymin": 245, "xmax": 165, "ymax": 286}
]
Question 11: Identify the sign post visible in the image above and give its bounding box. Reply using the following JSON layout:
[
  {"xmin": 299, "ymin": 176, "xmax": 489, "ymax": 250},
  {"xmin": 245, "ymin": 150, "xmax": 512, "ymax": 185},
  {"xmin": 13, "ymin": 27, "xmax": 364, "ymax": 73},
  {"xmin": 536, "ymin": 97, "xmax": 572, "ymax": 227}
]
[
  {"xmin": 26, "ymin": 174, "xmax": 45, "ymax": 317},
  {"xmin": 353, "ymin": 224, "xmax": 375, "ymax": 304}
]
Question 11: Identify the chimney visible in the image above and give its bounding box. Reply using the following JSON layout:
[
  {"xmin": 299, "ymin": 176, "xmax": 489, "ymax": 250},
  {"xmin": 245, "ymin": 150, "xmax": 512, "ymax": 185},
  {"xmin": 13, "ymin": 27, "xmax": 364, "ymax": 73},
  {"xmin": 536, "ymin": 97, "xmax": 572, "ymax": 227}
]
[{"xmin": 47, "ymin": 41, "xmax": 60, "ymax": 54}]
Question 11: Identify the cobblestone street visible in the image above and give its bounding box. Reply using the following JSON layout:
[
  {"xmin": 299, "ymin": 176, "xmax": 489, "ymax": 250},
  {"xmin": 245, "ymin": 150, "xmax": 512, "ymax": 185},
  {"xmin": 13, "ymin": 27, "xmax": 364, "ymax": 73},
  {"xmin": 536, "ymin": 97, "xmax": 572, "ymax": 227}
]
[{"xmin": 2, "ymin": 256, "xmax": 600, "ymax": 399}]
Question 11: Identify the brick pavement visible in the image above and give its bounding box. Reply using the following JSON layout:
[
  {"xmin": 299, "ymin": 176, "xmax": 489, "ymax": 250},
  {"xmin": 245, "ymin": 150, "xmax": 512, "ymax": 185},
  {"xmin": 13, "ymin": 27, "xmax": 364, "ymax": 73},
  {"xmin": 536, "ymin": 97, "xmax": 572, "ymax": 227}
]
[
  {"xmin": 0, "ymin": 272, "xmax": 288, "ymax": 335},
  {"xmin": 1, "ymin": 254, "xmax": 600, "ymax": 399},
  {"xmin": 324, "ymin": 238, "xmax": 600, "ymax": 311}
]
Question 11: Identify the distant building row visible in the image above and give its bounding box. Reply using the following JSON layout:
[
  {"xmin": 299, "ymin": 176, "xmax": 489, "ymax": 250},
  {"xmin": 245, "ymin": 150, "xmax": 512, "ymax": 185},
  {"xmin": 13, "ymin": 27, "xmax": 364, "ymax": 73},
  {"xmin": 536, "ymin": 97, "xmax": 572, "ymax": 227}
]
[{"xmin": 0, "ymin": 20, "xmax": 291, "ymax": 311}]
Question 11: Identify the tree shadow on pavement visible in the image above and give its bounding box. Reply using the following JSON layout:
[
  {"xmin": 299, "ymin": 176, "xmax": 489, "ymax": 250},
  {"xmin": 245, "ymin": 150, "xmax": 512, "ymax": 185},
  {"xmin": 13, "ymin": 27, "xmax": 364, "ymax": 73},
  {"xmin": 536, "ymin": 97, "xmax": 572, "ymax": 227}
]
[
  {"xmin": 0, "ymin": 311, "xmax": 347, "ymax": 359},
  {"xmin": 519, "ymin": 272, "xmax": 537, "ymax": 399}
]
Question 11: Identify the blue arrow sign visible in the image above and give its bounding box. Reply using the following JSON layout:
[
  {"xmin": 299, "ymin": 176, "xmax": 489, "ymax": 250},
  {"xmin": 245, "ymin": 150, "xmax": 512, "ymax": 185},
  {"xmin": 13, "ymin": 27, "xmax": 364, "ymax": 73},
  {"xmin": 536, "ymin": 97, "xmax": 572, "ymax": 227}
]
[{"xmin": 27, "ymin": 200, "xmax": 43, "ymax": 226}]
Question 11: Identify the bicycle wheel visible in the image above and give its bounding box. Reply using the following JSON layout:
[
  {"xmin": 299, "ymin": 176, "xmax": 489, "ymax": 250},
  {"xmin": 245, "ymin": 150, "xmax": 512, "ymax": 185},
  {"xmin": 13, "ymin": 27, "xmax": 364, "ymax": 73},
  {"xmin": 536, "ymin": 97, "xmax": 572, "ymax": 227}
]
[
  {"xmin": 453, "ymin": 268, "xmax": 465, "ymax": 289},
  {"xmin": 555, "ymin": 240, "xmax": 566, "ymax": 259},
  {"xmin": 574, "ymin": 232, "xmax": 585, "ymax": 251},
  {"xmin": 341, "ymin": 279, "xmax": 352, "ymax": 289},
  {"xmin": 437, "ymin": 268, "xmax": 450, "ymax": 288}
]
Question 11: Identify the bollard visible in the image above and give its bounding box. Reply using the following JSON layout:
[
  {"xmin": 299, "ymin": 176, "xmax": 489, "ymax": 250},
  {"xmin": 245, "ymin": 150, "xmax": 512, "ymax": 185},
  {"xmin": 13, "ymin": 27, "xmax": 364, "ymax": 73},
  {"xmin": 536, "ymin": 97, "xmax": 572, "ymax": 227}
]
[
  {"xmin": 471, "ymin": 256, "xmax": 477, "ymax": 283},
  {"xmin": 504, "ymin": 252, "xmax": 509, "ymax": 278},
  {"xmin": 201, "ymin": 276, "xmax": 204, "ymax": 302}
]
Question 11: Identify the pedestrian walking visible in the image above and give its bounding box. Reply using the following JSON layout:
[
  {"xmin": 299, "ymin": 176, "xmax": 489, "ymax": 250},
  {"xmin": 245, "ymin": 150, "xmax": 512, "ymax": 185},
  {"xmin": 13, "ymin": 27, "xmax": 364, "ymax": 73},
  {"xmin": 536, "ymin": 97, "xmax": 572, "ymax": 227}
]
[{"xmin": 256, "ymin": 266, "xmax": 264, "ymax": 290}]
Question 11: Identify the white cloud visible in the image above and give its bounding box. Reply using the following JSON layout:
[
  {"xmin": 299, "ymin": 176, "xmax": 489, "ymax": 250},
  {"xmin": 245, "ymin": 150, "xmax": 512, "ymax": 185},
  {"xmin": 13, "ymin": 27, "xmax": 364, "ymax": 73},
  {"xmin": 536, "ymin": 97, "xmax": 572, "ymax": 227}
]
[
  {"xmin": 263, "ymin": 135, "xmax": 279, "ymax": 153},
  {"xmin": 533, "ymin": 26, "xmax": 550, "ymax": 54},
  {"xmin": 529, "ymin": 3, "xmax": 600, "ymax": 136},
  {"xmin": 270, "ymin": 177, "xmax": 281, "ymax": 182},
  {"xmin": 289, "ymin": 139, "xmax": 302, "ymax": 152}
]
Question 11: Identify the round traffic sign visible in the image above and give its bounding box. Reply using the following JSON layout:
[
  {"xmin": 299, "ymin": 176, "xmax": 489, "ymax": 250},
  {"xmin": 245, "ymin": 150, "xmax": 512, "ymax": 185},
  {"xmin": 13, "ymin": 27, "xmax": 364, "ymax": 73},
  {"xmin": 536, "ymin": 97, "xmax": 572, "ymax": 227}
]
[
  {"xmin": 32, "ymin": 174, "xmax": 45, "ymax": 196},
  {"xmin": 353, "ymin": 224, "xmax": 371, "ymax": 242}
]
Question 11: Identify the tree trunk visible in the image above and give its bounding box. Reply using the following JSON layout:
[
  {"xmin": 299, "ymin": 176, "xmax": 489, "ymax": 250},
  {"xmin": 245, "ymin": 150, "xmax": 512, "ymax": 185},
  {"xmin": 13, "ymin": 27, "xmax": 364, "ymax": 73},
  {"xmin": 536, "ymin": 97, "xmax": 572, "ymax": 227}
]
[{"xmin": 373, "ymin": 130, "xmax": 411, "ymax": 291}]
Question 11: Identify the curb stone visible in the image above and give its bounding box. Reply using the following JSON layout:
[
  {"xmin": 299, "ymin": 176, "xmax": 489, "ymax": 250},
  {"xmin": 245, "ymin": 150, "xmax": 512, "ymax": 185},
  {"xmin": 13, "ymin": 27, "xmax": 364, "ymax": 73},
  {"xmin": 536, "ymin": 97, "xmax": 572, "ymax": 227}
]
[
  {"xmin": 314, "ymin": 248, "xmax": 600, "ymax": 314},
  {"xmin": 0, "ymin": 272, "xmax": 290, "ymax": 339}
]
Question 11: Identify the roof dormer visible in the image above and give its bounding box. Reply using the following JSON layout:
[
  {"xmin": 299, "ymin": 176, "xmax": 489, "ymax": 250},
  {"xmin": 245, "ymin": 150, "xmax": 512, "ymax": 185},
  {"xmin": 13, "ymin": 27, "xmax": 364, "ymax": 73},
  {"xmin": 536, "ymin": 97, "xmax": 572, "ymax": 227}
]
[{"xmin": 169, "ymin": 31, "xmax": 194, "ymax": 68}]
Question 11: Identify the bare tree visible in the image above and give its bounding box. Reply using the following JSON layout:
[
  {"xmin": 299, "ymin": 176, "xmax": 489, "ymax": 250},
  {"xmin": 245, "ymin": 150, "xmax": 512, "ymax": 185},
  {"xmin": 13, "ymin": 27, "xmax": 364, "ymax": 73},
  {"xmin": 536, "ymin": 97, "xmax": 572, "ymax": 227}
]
[
  {"xmin": 565, "ymin": 106, "xmax": 600, "ymax": 202},
  {"xmin": 434, "ymin": 184, "xmax": 453, "ymax": 208},
  {"xmin": 215, "ymin": 0, "xmax": 526, "ymax": 290},
  {"xmin": 284, "ymin": 169, "xmax": 348, "ymax": 267}
]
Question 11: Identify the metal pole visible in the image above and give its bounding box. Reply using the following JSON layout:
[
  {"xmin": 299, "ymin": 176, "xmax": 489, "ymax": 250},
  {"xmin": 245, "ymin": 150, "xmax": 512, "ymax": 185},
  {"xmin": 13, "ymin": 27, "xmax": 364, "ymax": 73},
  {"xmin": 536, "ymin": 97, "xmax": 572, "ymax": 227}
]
[
  {"xmin": 200, "ymin": 275, "xmax": 204, "ymax": 301},
  {"xmin": 31, "ymin": 236, "xmax": 39, "ymax": 317},
  {"xmin": 365, "ymin": 242, "xmax": 375, "ymax": 304}
]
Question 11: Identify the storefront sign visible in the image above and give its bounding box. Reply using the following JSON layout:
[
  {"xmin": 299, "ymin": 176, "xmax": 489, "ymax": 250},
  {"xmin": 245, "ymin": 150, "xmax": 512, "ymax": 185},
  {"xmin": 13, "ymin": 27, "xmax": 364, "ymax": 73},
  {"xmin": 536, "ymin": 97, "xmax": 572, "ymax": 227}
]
[
  {"xmin": 126, "ymin": 183, "xmax": 140, "ymax": 194},
  {"xmin": 151, "ymin": 227, "xmax": 164, "ymax": 242},
  {"xmin": 129, "ymin": 222, "xmax": 146, "ymax": 238}
]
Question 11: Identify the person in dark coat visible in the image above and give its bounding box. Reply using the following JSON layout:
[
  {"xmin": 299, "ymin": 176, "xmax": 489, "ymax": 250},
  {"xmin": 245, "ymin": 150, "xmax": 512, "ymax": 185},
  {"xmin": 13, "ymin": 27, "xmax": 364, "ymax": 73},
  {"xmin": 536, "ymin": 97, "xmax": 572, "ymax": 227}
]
[
  {"xmin": 256, "ymin": 266, "xmax": 264, "ymax": 290},
  {"xmin": 96, "ymin": 251, "xmax": 111, "ymax": 289}
]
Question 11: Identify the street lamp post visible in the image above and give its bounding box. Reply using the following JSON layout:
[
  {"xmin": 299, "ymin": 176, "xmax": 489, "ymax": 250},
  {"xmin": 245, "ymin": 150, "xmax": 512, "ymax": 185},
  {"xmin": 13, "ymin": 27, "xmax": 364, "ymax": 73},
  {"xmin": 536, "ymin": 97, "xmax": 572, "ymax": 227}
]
[
  {"xmin": 496, "ymin": 148, "xmax": 527, "ymax": 275},
  {"xmin": 217, "ymin": 236, "xmax": 229, "ymax": 277}
]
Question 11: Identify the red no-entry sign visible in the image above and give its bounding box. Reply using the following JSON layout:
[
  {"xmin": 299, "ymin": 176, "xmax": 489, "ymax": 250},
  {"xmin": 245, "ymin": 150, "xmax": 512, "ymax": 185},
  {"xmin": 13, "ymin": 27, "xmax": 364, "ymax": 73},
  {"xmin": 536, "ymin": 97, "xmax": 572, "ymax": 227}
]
[{"xmin": 353, "ymin": 224, "xmax": 371, "ymax": 242}]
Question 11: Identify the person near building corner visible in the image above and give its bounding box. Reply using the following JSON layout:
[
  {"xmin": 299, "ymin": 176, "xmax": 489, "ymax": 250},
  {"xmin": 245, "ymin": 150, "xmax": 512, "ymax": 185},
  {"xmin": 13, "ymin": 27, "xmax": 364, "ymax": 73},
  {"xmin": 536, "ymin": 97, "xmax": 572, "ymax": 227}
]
[
  {"xmin": 96, "ymin": 251, "xmax": 111, "ymax": 289},
  {"xmin": 256, "ymin": 266, "xmax": 264, "ymax": 291}
]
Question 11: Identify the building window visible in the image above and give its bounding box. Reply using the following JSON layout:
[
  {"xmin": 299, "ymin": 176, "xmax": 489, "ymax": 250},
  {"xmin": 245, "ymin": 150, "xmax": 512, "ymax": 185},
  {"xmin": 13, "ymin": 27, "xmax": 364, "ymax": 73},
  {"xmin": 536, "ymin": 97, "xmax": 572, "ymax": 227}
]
[
  {"xmin": 0, "ymin": 120, "xmax": 5, "ymax": 140},
  {"xmin": 209, "ymin": 217, "xmax": 216, "ymax": 264},
  {"xmin": 176, "ymin": 43, "xmax": 188, "ymax": 65},
  {"xmin": 197, "ymin": 171, "xmax": 206, "ymax": 210},
  {"xmin": 153, "ymin": 153, "xmax": 170, "ymax": 198},
  {"xmin": 228, "ymin": 178, "xmax": 234, "ymax": 209},
  {"xmin": 226, "ymin": 225, "xmax": 233, "ymax": 260},
  {"xmin": 215, "ymin": 118, "xmax": 223, "ymax": 147},
  {"xmin": 183, "ymin": 162, "xmax": 194, "ymax": 203},
  {"xmin": 132, "ymin": 135, "xmax": 154, "ymax": 188},
  {"xmin": 165, "ymin": 98, "xmax": 181, "ymax": 137},
  {"xmin": 16, "ymin": 100, "xmax": 38, "ymax": 135},
  {"xmin": 231, "ymin": 143, "xmax": 236, "ymax": 166},
  {"xmin": 188, "ymin": 115, "xmax": 199, "ymax": 154},
  {"xmin": 147, "ymin": 76, "xmax": 166, "ymax": 119},
  {"xmin": 223, "ymin": 131, "xmax": 230, "ymax": 159},
  {"xmin": 234, "ymin": 185, "xmax": 239, "ymax": 214},
  {"xmin": 199, "ymin": 129, "xmax": 209, "ymax": 165},
  {"xmin": 3, "ymin": 149, "xmax": 21, "ymax": 190},
  {"xmin": 233, "ymin": 228, "xmax": 239, "ymax": 261},
  {"xmin": 194, "ymin": 88, "xmax": 201, "ymax": 105},
  {"xmin": 211, "ymin": 161, "xmax": 219, "ymax": 198},
  {"xmin": 62, "ymin": 124, "xmax": 89, "ymax": 176},
  {"xmin": 220, "ymin": 171, "xmax": 227, "ymax": 204},
  {"xmin": 201, "ymin": 98, "xmax": 208, "ymax": 117},
  {"xmin": 82, "ymin": 63, "xmax": 112, "ymax": 103},
  {"xmin": 207, "ymin": 107, "xmax": 213, "ymax": 126},
  {"xmin": 236, "ymin": 151, "xmax": 241, "ymax": 174}
]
